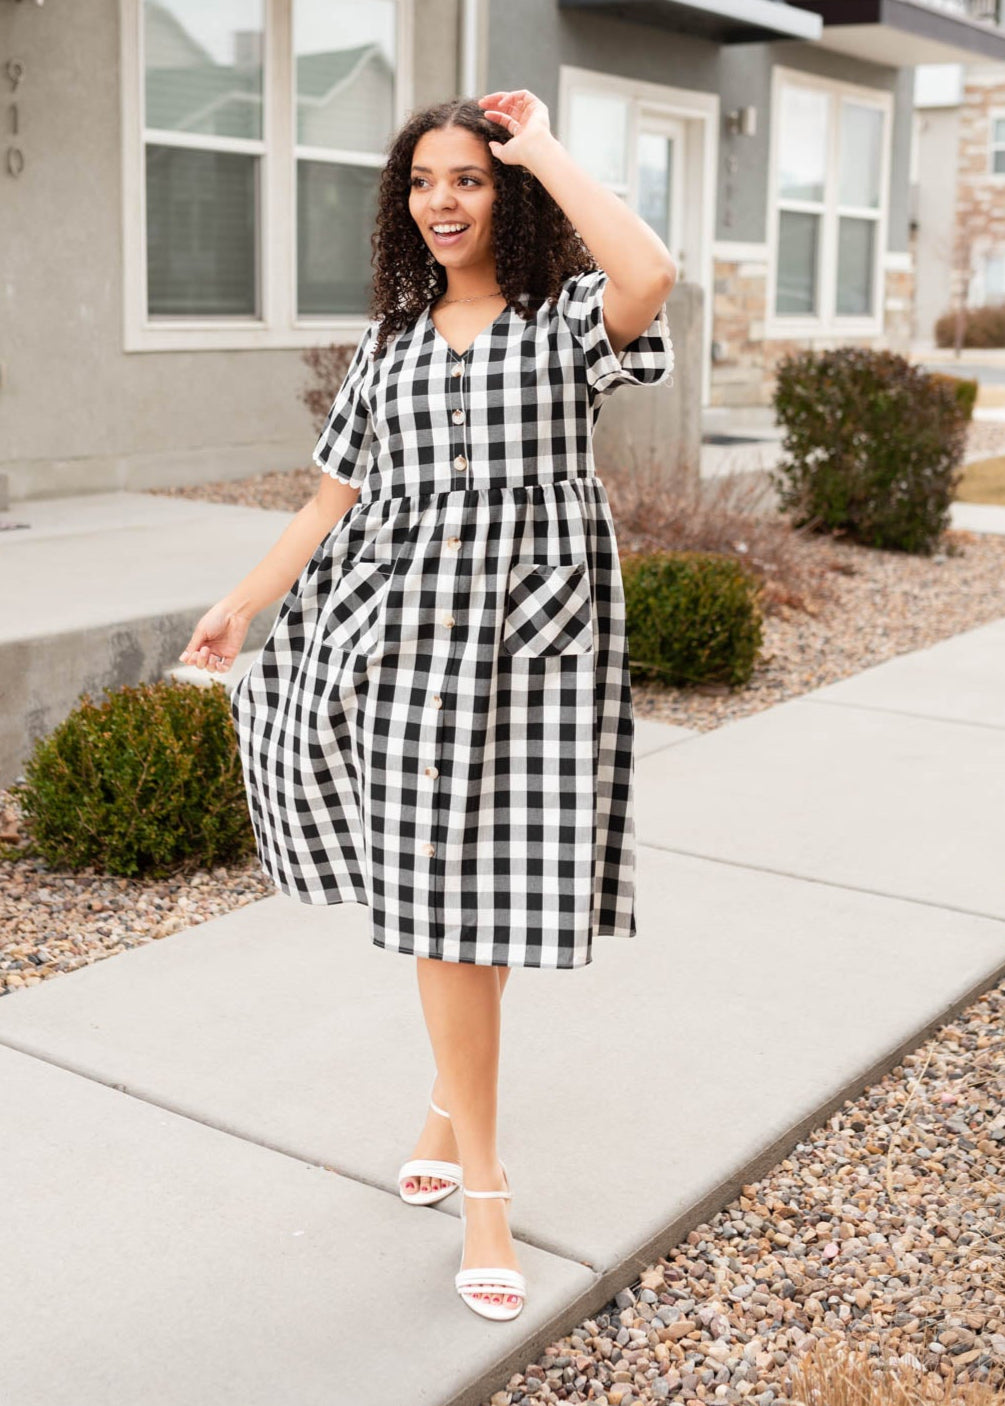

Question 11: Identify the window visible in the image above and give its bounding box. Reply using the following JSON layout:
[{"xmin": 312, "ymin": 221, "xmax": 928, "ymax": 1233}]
[
  {"xmin": 991, "ymin": 113, "xmax": 1005, "ymax": 175},
  {"xmin": 767, "ymin": 68, "xmax": 891, "ymax": 335},
  {"xmin": 295, "ymin": 0, "xmax": 396, "ymax": 317},
  {"xmin": 968, "ymin": 251, "xmax": 1005, "ymax": 306},
  {"xmin": 143, "ymin": 0, "xmax": 265, "ymax": 318},
  {"xmin": 123, "ymin": 0, "xmax": 412, "ymax": 350}
]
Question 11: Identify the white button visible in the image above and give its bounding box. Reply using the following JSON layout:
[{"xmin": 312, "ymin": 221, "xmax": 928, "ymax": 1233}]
[
  {"xmin": 452, "ymin": 409, "xmax": 465, "ymax": 424},
  {"xmin": 441, "ymin": 612, "xmax": 455, "ymax": 628},
  {"xmin": 431, "ymin": 694, "xmax": 443, "ymax": 708},
  {"xmin": 453, "ymin": 454, "xmax": 467, "ymax": 471},
  {"xmin": 425, "ymin": 766, "xmax": 439, "ymax": 778},
  {"xmin": 451, "ymin": 364, "xmax": 463, "ymax": 378},
  {"xmin": 446, "ymin": 536, "xmax": 461, "ymax": 551},
  {"xmin": 423, "ymin": 842, "xmax": 436, "ymax": 857}
]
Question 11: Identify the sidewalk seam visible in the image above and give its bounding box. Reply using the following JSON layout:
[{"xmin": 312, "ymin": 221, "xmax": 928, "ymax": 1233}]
[
  {"xmin": 0, "ymin": 1032, "xmax": 582, "ymax": 1264},
  {"xmin": 803, "ymin": 696, "xmax": 1005, "ymax": 731},
  {"xmin": 636, "ymin": 840, "xmax": 1005, "ymax": 926}
]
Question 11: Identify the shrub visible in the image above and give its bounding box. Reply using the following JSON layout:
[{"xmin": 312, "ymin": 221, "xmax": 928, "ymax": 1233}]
[
  {"xmin": 621, "ymin": 550, "xmax": 764, "ymax": 689},
  {"xmin": 934, "ymin": 301, "xmax": 1005, "ymax": 349},
  {"xmin": 604, "ymin": 455, "xmax": 841, "ymax": 620},
  {"xmin": 928, "ymin": 370, "xmax": 978, "ymax": 420},
  {"xmin": 771, "ymin": 346, "xmax": 969, "ymax": 555},
  {"xmin": 300, "ymin": 343, "xmax": 356, "ymax": 435},
  {"xmin": 10, "ymin": 680, "xmax": 255, "ymax": 878}
]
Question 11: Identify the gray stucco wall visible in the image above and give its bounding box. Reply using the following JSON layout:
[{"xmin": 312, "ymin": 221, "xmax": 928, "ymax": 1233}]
[
  {"xmin": 717, "ymin": 41, "xmax": 912, "ymax": 252},
  {"xmin": 486, "ymin": 1, "xmax": 722, "ymax": 149},
  {"xmin": 488, "ymin": 2, "xmax": 912, "ymax": 255},
  {"xmin": 0, "ymin": 0, "xmax": 460, "ymax": 501}
]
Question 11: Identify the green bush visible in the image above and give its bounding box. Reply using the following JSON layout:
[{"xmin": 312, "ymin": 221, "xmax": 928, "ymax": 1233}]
[
  {"xmin": 928, "ymin": 371, "xmax": 979, "ymax": 420},
  {"xmin": 770, "ymin": 346, "xmax": 969, "ymax": 555},
  {"xmin": 934, "ymin": 302, "xmax": 1005, "ymax": 349},
  {"xmin": 10, "ymin": 679, "xmax": 255, "ymax": 878},
  {"xmin": 622, "ymin": 550, "xmax": 764, "ymax": 690}
]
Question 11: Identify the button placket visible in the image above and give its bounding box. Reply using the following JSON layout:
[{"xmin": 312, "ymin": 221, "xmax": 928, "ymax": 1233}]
[{"xmin": 450, "ymin": 355, "xmax": 469, "ymax": 481}]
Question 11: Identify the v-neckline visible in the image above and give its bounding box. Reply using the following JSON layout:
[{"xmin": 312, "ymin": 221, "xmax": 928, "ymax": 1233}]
[{"xmin": 424, "ymin": 300, "xmax": 511, "ymax": 360}]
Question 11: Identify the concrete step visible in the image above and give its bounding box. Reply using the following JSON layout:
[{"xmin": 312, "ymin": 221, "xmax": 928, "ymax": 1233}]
[{"xmin": 0, "ymin": 491, "xmax": 293, "ymax": 787}]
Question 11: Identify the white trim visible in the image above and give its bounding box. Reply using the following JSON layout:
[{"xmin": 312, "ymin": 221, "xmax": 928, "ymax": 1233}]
[
  {"xmin": 121, "ymin": 0, "xmax": 415, "ymax": 353},
  {"xmin": 883, "ymin": 250, "xmax": 913, "ymax": 272},
  {"xmin": 293, "ymin": 146, "xmax": 386, "ymax": 166},
  {"xmin": 988, "ymin": 106, "xmax": 1005, "ymax": 179},
  {"xmin": 765, "ymin": 65, "xmax": 893, "ymax": 342},
  {"xmin": 460, "ymin": 0, "xmax": 486, "ymax": 97},
  {"xmin": 143, "ymin": 129, "xmax": 266, "ymax": 156},
  {"xmin": 558, "ymin": 64, "xmax": 718, "ymax": 406},
  {"xmin": 712, "ymin": 240, "xmax": 769, "ymax": 262}
]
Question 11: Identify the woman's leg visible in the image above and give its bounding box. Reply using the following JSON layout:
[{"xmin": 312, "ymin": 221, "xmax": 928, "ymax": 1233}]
[
  {"xmin": 403, "ymin": 966, "xmax": 511, "ymax": 1195},
  {"xmin": 414, "ymin": 958, "xmax": 522, "ymax": 1307}
]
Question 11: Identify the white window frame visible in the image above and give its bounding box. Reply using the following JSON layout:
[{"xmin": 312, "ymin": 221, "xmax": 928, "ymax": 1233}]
[
  {"xmin": 120, "ymin": 0, "xmax": 414, "ymax": 352},
  {"xmin": 989, "ymin": 108, "xmax": 1005, "ymax": 178},
  {"xmin": 765, "ymin": 66, "xmax": 892, "ymax": 341},
  {"xmin": 558, "ymin": 64, "xmax": 718, "ymax": 406}
]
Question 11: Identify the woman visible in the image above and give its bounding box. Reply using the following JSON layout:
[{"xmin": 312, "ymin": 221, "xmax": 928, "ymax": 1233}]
[{"xmin": 179, "ymin": 90, "xmax": 675, "ymax": 1322}]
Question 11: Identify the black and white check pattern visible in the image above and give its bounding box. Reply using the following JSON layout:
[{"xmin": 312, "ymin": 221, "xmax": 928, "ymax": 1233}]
[{"xmin": 230, "ymin": 269, "xmax": 674, "ymax": 967}]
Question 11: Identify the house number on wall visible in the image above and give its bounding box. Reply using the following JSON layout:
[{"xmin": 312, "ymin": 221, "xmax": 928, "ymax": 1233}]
[{"xmin": 6, "ymin": 59, "xmax": 24, "ymax": 177}]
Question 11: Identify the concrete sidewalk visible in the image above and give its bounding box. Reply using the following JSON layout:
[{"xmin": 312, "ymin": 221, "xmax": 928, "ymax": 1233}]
[{"xmin": 1, "ymin": 609, "xmax": 1003, "ymax": 1405}]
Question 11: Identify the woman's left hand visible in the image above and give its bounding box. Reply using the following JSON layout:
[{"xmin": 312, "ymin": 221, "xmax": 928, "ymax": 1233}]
[{"xmin": 478, "ymin": 90, "xmax": 552, "ymax": 165}]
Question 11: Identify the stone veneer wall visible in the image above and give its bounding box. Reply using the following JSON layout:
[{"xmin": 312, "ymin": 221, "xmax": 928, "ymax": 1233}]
[
  {"xmin": 954, "ymin": 67, "xmax": 1005, "ymax": 300},
  {"xmin": 710, "ymin": 256, "xmax": 916, "ymax": 408}
]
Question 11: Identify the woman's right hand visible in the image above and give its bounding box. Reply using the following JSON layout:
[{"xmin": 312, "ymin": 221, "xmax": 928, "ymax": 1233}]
[{"xmin": 179, "ymin": 602, "xmax": 251, "ymax": 673}]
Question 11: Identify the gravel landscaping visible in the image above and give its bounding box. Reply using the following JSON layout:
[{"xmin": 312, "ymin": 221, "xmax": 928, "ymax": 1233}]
[{"xmin": 481, "ymin": 975, "xmax": 1005, "ymax": 1406}]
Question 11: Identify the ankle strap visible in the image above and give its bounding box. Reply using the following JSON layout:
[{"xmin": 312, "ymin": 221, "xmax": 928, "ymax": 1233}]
[{"xmin": 463, "ymin": 1187, "xmax": 512, "ymax": 1199}]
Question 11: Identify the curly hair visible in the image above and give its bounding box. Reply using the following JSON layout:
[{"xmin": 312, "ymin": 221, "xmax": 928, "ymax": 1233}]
[{"xmin": 365, "ymin": 97, "xmax": 599, "ymax": 359}]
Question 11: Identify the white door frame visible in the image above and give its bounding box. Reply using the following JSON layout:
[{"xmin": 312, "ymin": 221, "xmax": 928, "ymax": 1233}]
[{"xmin": 558, "ymin": 64, "xmax": 718, "ymax": 405}]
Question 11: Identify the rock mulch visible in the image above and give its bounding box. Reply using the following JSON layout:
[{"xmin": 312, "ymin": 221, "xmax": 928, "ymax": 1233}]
[
  {"xmin": 0, "ymin": 839, "xmax": 273, "ymax": 996},
  {"xmin": 483, "ymin": 978, "xmax": 1005, "ymax": 1406}
]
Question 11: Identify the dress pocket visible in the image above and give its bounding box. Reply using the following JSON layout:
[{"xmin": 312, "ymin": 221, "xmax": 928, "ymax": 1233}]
[
  {"xmin": 324, "ymin": 546, "xmax": 394, "ymax": 655},
  {"xmin": 500, "ymin": 560, "xmax": 594, "ymax": 658}
]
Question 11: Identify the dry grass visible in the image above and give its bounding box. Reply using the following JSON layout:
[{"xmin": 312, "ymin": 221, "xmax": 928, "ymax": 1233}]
[
  {"xmin": 956, "ymin": 456, "xmax": 1005, "ymax": 506},
  {"xmin": 975, "ymin": 385, "xmax": 1005, "ymax": 410},
  {"xmin": 602, "ymin": 454, "xmax": 852, "ymax": 619},
  {"xmin": 783, "ymin": 1336, "xmax": 1005, "ymax": 1406}
]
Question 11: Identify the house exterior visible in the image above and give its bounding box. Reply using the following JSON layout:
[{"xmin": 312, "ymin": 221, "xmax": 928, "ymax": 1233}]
[
  {"xmin": 2, "ymin": 0, "xmax": 1003, "ymax": 503},
  {"xmin": 912, "ymin": 61, "xmax": 1005, "ymax": 345}
]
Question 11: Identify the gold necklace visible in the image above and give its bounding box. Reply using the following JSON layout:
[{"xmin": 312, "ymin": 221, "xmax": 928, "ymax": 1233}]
[{"xmin": 437, "ymin": 289, "xmax": 503, "ymax": 305}]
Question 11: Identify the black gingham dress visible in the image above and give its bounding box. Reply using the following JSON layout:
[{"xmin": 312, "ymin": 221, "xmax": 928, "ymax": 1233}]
[{"xmin": 230, "ymin": 268, "xmax": 673, "ymax": 968}]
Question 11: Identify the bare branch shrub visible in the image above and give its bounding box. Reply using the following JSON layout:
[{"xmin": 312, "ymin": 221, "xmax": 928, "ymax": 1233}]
[
  {"xmin": 300, "ymin": 343, "xmax": 356, "ymax": 436},
  {"xmin": 603, "ymin": 446, "xmax": 845, "ymax": 619}
]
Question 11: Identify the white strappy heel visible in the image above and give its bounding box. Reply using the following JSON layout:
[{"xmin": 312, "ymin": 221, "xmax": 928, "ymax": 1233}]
[
  {"xmin": 454, "ymin": 1161, "xmax": 526, "ymax": 1321},
  {"xmin": 397, "ymin": 1081, "xmax": 463, "ymax": 1205}
]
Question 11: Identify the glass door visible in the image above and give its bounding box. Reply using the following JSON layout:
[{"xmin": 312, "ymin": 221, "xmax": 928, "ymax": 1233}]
[{"xmin": 635, "ymin": 116, "xmax": 686, "ymax": 279}]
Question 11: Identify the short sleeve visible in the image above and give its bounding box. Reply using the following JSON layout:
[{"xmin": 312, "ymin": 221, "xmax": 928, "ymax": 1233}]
[
  {"xmin": 559, "ymin": 268, "xmax": 674, "ymax": 401},
  {"xmin": 311, "ymin": 321, "xmax": 377, "ymax": 488}
]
